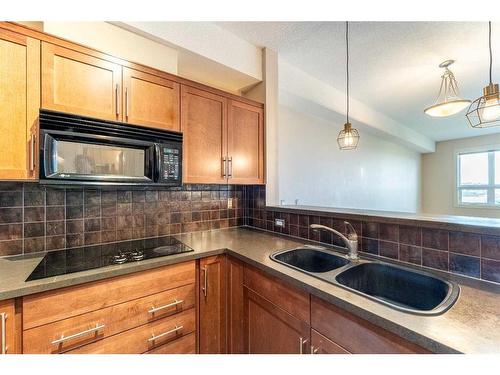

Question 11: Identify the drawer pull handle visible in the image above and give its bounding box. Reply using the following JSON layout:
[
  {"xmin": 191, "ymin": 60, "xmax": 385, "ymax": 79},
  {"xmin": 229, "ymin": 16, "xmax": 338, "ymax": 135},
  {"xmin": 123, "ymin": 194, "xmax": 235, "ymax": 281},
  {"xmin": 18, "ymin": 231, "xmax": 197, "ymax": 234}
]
[
  {"xmin": 148, "ymin": 299, "xmax": 184, "ymax": 314},
  {"xmin": 148, "ymin": 325, "xmax": 183, "ymax": 342},
  {"xmin": 51, "ymin": 323, "xmax": 105, "ymax": 345},
  {"xmin": 202, "ymin": 266, "xmax": 208, "ymax": 297},
  {"xmin": 1, "ymin": 312, "xmax": 7, "ymax": 354}
]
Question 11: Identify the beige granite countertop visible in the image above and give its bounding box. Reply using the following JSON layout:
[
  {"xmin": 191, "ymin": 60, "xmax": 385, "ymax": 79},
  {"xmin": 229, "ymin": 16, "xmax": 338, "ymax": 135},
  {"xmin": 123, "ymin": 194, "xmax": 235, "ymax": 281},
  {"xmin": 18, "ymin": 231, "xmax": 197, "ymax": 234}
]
[{"xmin": 1, "ymin": 227, "xmax": 500, "ymax": 353}]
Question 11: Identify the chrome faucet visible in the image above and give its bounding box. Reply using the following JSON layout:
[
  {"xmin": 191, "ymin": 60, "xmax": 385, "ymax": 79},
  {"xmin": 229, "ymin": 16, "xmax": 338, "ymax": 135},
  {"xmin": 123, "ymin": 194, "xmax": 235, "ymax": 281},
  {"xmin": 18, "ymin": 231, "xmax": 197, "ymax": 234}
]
[{"xmin": 310, "ymin": 221, "xmax": 359, "ymax": 260}]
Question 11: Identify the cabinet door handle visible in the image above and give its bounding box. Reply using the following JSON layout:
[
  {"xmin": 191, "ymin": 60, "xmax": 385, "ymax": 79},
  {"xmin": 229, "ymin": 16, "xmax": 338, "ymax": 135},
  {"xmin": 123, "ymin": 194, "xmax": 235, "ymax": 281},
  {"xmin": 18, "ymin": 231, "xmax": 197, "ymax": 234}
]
[
  {"xmin": 227, "ymin": 156, "xmax": 233, "ymax": 178},
  {"xmin": 222, "ymin": 157, "xmax": 227, "ymax": 178},
  {"xmin": 299, "ymin": 337, "xmax": 308, "ymax": 354},
  {"xmin": 202, "ymin": 265, "xmax": 208, "ymax": 298},
  {"xmin": 148, "ymin": 324, "xmax": 183, "ymax": 342},
  {"xmin": 115, "ymin": 84, "xmax": 119, "ymax": 115},
  {"xmin": 1, "ymin": 312, "xmax": 7, "ymax": 354},
  {"xmin": 29, "ymin": 134, "xmax": 36, "ymax": 172},
  {"xmin": 148, "ymin": 299, "xmax": 184, "ymax": 314},
  {"xmin": 125, "ymin": 87, "xmax": 129, "ymax": 119},
  {"xmin": 51, "ymin": 323, "xmax": 105, "ymax": 345}
]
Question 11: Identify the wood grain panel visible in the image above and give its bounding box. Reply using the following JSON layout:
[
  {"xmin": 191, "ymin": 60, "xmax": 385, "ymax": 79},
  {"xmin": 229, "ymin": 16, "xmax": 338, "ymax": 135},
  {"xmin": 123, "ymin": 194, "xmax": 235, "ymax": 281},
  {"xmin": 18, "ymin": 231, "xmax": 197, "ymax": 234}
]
[
  {"xmin": 311, "ymin": 295, "xmax": 430, "ymax": 354},
  {"xmin": 243, "ymin": 265, "xmax": 310, "ymax": 324},
  {"xmin": 68, "ymin": 308, "xmax": 195, "ymax": 354},
  {"xmin": 311, "ymin": 329, "xmax": 350, "ymax": 354},
  {"xmin": 0, "ymin": 299, "xmax": 21, "ymax": 354},
  {"xmin": 199, "ymin": 255, "xmax": 226, "ymax": 353},
  {"xmin": 23, "ymin": 261, "xmax": 195, "ymax": 330},
  {"xmin": 42, "ymin": 42, "xmax": 122, "ymax": 121},
  {"xmin": 0, "ymin": 30, "xmax": 39, "ymax": 180},
  {"xmin": 243, "ymin": 288, "xmax": 310, "ymax": 354},
  {"xmin": 23, "ymin": 283, "xmax": 195, "ymax": 353},
  {"xmin": 226, "ymin": 256, "xmax": 244, "ymax": 354},
  {"xmin": 145, "ymin": 332, "xmax": 196, "ymax": 354},
  {"xmin": 227, "ymin": 100, "xmax": 264, "ymax": 184},
  {"xmin": 181, "ymin": 86, "xmax": 227, "ymax": 184},
  {"xmin": 123, "ymin": 67, "xmax": 180, "ymax": 131}
]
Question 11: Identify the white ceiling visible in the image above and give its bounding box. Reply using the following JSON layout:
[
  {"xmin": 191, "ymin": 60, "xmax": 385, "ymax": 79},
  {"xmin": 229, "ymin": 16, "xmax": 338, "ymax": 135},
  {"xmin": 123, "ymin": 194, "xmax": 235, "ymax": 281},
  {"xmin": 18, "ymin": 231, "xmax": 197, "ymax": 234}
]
[{"xmin": 216, "ymin": 21, "xmax": 500, "ymax": 142}]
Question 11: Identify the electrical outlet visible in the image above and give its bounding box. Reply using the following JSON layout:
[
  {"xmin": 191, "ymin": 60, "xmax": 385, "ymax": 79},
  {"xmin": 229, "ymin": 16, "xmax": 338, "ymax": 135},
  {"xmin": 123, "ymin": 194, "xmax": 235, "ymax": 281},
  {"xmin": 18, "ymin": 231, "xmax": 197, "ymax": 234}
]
[
  {"xmin": 274, "ymin": 218, "xmax": 285, "ymax": 228},
  {"xmin": 227, "ymin": 198, "xmax": 233, "ymax": 209}
]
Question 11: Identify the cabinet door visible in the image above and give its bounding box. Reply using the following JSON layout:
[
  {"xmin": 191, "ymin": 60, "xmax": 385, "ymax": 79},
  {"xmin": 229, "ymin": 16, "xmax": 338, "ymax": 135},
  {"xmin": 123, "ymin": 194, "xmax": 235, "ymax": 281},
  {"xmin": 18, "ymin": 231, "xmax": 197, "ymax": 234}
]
[
  {"xmin": 123, "ymin": 67, "xmax": 180, "ymax": 131},
  {"xmin": 243, "ymin": 288, "xmax": 310, "ymax": 354},
  {"xmin": 227, "ymin": 100, "xmax": 264, "ymax": 184},
  {"xmin": 226, "ymin": 256, "xmax": 244, "ymax": 354},
  {"xmin": 0, "ymin": 30, "xmax": 40, "ymax": 180},
  {"xmin": 0, "ymin": 299, "xmax": 21, "ymax": 354},
  {"xmin": 199, "ymin": 256, "xmax": 226, "ymax": 353},
  {"xmin": 181, "ymin": 86, "xmax": 227, "ymax": 184},
  {"xmin": 42, "ymin": 42, "xmax": 122, "ymax": 121},
  {"xmin": 311, "ymin": 329, "xmax": 350, "ymax": 354}
]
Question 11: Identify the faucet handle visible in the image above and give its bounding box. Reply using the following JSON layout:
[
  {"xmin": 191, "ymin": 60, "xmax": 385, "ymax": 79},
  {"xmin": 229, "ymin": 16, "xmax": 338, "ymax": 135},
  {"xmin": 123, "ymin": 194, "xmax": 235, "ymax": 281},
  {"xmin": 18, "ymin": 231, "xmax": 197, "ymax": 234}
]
[{"xmin": 344, "ymin": 221, "xmax": 358, "ymax": 240}]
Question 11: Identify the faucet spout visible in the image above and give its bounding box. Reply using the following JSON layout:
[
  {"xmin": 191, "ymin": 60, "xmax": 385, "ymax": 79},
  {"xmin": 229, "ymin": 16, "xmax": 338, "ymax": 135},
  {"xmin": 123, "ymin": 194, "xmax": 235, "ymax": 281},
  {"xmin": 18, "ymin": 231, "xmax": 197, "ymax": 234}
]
[{"xmin": 310, "ymin": 222, "xmax": 359, "ymax": 260}]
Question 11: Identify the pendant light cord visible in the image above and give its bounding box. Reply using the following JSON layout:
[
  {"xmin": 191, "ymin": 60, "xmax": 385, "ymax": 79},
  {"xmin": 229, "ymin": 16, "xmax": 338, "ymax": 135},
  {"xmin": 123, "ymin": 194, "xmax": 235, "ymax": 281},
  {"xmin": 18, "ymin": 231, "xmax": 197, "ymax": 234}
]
[
  {"xmin": 346, "ymin": 21, "xmax": 350, "ymax": 123},
  {"xmin": 489, "ymin": 21, "xmax": 493, "ymax": 84}
]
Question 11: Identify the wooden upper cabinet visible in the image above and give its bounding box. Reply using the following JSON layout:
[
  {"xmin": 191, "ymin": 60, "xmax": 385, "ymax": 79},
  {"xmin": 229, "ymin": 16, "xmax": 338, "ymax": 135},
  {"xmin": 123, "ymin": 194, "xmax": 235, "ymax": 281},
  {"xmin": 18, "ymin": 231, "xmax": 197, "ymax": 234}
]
[
  {"xmin": 0, "ymin": 29, "xmax": 40, "ymax": 180},
  {"xmin": 199, "ymin": 256, "xmax": 226, "ymax": 354},
  {"xmin": 122, "ymin": 67, "xmax": 180, "ymax": 131},
  {"xmin": 41, "ymin": 42, "xmax": 122, "ymax": 121},
  {"xmin": 181, "ymin": 86, "xmax": 227, "ymax": 184},
  {"xmin": 228, "ymin": 100, "xmax": 264, "ymax": 184}
]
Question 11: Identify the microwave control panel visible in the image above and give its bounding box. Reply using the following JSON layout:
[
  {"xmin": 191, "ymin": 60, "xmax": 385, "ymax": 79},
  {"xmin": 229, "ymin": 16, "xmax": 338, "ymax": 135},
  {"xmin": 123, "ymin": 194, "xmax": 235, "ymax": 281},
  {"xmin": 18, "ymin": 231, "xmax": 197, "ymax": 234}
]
[{"xmin": 159, "ymin": 145, "xmax": 181, "ymax": 183}]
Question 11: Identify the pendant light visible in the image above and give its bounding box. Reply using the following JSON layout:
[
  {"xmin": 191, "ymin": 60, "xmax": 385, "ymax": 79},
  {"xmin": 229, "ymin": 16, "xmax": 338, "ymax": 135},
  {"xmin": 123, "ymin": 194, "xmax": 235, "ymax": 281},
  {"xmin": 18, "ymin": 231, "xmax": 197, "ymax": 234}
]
[
  {"xmin": 337, "ymin": 21, "xmax": 360, "ymax": 150},
  {"xmin": 424, "ymin": 60, "xmax": 470, "ymax": 117},
  {"xmin": 466, "ymin": 21, "xmax": 500, "ymax": 128}
]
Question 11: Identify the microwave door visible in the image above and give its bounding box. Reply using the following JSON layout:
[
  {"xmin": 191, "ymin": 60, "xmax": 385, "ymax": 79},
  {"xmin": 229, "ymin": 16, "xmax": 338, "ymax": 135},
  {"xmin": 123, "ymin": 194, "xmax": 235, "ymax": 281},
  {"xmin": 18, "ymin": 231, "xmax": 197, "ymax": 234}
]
[{"xmin": 42, "ymin": 132, "xmax": 155, "ymax": 183}]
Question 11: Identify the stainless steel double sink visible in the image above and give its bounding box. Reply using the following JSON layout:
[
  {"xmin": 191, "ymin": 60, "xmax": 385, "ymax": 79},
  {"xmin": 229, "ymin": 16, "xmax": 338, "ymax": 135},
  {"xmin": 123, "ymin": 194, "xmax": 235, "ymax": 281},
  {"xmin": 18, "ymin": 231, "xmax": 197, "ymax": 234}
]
[{"xmin": 270, "ymin": 246, "xmax": 460, "ymax": 316}]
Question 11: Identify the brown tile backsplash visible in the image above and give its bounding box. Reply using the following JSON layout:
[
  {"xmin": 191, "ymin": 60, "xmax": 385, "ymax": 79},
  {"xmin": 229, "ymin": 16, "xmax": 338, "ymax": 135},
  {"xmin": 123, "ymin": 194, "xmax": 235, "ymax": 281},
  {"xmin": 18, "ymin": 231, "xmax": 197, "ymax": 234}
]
[
  {"xmin": 0, "ymin": 183, "xmax": 245, "ymax": 257},
  {"xmin": 244, "ymin": 185, "xmax": 500, "ymax": 285}
]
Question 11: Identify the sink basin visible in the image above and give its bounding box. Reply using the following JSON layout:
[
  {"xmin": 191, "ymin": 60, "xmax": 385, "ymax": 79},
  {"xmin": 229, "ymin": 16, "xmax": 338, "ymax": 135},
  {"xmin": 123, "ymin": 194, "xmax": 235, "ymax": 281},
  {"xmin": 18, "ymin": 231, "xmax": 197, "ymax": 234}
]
[
  {"xmin": 271, "ymin": 247, "xmax": 350, "ymax": 273},
  {"xmin": 335, "ymin": 262, "xmax": 459, "ymax": 315}
]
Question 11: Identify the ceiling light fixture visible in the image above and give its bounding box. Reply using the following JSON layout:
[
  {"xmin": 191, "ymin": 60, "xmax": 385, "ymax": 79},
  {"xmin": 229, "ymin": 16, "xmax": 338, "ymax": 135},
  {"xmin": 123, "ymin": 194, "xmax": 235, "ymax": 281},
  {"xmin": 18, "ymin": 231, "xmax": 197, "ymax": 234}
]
[
  {"xmin": 424, "ymin": 60, "xmax": 470, "ymax": 117},
  {"xmin": 337, "ymin": 21, "xmax": 359, "ymax": 151},
  {"xmin": 466, "ymin": 21, "xmax": 500, "ymax": 128}
]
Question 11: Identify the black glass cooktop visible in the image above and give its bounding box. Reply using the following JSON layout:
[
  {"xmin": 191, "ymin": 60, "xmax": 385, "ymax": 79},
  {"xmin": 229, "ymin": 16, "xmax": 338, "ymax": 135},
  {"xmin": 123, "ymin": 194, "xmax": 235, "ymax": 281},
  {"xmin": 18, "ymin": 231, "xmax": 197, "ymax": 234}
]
[{"xmin": 26, "ymin": 236, "xmax": 194, "ymax": 281}]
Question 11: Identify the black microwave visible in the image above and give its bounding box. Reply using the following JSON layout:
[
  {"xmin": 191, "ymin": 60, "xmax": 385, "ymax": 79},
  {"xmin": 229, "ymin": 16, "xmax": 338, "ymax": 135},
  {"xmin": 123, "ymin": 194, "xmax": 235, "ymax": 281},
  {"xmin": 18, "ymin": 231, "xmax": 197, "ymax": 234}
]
[{"xmin": 39, "ymin": 110, "xmax": 182, "ymax": 186}]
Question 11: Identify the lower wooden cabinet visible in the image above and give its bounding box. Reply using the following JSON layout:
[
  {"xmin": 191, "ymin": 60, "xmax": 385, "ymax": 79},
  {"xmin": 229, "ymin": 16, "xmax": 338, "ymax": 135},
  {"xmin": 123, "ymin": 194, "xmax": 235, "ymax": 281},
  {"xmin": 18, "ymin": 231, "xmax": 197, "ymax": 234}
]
[
  {"xmin": 68, "ymin": 309, "xmax": 195, "ymax": 354},
  {"xmin": 226, "ymin": 256, "xmax": 245, "ymax": 354},
  {"xmin": 311, "ymin": 295, "xmax": 430, "ymax": 354},
  {"xmin": 243, "ymin": 288, "xmax": 310, "ymax": 354},
  {"xmin": 22, "ymin": 261, "xmax": 196, "ymax": 354},
  {"xmin": 0, "ymin": 299, "xmax": 21, "ymax": 354},
  {"xmin": 199, "ymin": 255, "xmax": 226, "ymax": 353},
  {"xmin": 310, "ymin": 329, "xmax": 350, "ymax": 354}
]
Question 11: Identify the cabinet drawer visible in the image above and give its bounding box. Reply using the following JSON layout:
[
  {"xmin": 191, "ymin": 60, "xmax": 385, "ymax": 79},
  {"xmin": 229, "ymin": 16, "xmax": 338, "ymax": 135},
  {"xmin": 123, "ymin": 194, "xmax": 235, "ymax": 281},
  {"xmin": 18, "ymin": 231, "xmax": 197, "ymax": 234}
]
[
  {"xmin": 23, "ymin": 261, "xmax": 195, "ymax": 330},
  {"xmin": 23, "ymin": 283, "xmax": 195, "ymax": 353},
  {"xmin": 145, "ymin": 332, "xmax": 196, "ymax": 354},
  {"xmin": 311, "ymin": 296, "xmax": 430, "ymax": 354},
  {"xmin": 68, "ymin": 308, "xmax": 196, "ymax": 354},
  {"xmin": 243, "ymin": 265, "xmax": 310, "ymax": 323}
]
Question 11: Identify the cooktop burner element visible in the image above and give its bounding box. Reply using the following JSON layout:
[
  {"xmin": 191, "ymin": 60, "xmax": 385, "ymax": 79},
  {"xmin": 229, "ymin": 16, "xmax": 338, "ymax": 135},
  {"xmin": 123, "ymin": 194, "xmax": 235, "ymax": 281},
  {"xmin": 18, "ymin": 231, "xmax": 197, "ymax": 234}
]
[{"xmin": 26, "ymin": 236, "xmax": 194, "ymax": 281}]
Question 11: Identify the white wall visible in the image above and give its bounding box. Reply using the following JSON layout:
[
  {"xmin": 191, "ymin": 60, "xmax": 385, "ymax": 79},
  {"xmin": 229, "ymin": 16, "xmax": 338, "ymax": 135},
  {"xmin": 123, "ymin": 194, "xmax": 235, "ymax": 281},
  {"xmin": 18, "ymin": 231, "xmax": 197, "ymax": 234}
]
[
  {"xmin": 278, "ymin": 105, "xmax": 421, "ymax": 213},
  {"xmin": 422, "ymin": 133, "xmax": 500, "ymax": 218},
  {"xmin": 42, "ymin": 22, "xmax": 178, "ymax": 74}
]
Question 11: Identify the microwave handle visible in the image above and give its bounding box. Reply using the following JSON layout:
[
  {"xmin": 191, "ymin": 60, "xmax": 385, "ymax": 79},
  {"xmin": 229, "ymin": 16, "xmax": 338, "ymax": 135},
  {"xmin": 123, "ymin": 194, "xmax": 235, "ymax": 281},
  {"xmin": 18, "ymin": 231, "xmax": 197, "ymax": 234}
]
[{"xmin": 154, "ymin": 144, "xmax": 161, "ymax": 182}]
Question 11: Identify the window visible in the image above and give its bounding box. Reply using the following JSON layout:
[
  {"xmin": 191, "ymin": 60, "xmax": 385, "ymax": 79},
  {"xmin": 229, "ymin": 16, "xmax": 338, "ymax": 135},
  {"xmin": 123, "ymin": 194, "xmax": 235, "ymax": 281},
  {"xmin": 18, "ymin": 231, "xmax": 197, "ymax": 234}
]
[{"xmin": 457, "ymin": 149, "xmax": 500, "ymax": 207}]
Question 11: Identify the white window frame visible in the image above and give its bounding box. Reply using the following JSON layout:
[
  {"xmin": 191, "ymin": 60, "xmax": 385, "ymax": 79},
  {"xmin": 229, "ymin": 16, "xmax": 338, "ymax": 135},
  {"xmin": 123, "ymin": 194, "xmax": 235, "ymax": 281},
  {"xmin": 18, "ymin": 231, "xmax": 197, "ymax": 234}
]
[{"xmin": 455, "ymin": 145, "xmax": 500, "ymax": 209}]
